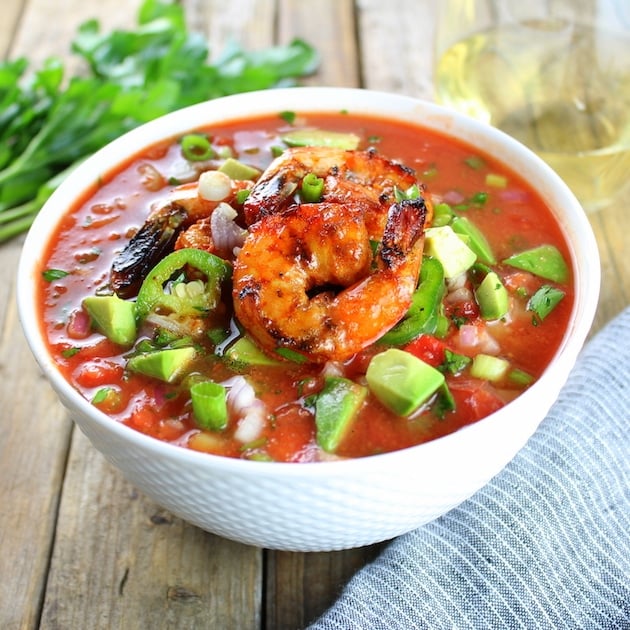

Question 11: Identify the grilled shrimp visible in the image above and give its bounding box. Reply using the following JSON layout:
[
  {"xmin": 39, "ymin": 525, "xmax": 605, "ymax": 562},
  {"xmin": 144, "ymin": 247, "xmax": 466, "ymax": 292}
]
[
  {"xmin": 111, "ymin": 177, "xmax": 250, "ymax": 298},
  {"xmin": 232, "ymin": 197, "xmax": 428, "ymax": 363},
  {"xmin": 242, "ymin": 146, "xmax": 430, "ymax": 228}
]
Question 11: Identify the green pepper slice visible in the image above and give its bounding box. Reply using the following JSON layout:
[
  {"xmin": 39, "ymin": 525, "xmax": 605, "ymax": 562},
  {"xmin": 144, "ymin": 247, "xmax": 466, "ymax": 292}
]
[
  {"xmin": 135, "ymin": 248, "xmax": 231, "ymax": 322},
  {"xmin": 381, "ymin": 256, "xmax": 445, "ymax": 346}
]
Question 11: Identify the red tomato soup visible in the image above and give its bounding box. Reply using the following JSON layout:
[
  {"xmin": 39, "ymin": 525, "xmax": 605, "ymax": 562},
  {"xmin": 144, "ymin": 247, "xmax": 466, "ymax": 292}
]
[{"xmin": 37, "ymin": 112, "xmax": 574, "ymax": 462}]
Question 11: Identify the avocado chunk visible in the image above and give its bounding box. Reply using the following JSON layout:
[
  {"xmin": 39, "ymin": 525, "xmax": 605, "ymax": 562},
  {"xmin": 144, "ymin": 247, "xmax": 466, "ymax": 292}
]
[
  {"xmin": 218, "ymin": 157, "xmax": 260, "ymax": 180},
  {"xmin": 127, "ymin": 347, "xmax": 196, "ymax": 383},
  {"xmin": 281, "ymin": 128, "xmax": 360, "ymax": 150},
  {"xmin": 502, "ymin": 244, "xmax": 569, "ymax": 283},
  {"xmin": 314, "ymin": 377, "xmax": 367, "ymax": 453},
  {"xmin": 475, "ymin": 271, "xmax": 509, "ymax": 320},
  {"xmin": 451, "ymin": 216, "xmax": 496, "ymax": 264},
  {"xmin": 83, "ymin": 294, "xmax": 137, "ymax": 347},
  {"xmin": 366, "ymin": 348, "xmax": 445, "ymax": 416},
  {"xmin": 424, "ymin": 225, "xmax": 477, "ymax": 278},
  {"xmin": 225, "ymin": 337, "xmax": 283, "ymax": 366}
]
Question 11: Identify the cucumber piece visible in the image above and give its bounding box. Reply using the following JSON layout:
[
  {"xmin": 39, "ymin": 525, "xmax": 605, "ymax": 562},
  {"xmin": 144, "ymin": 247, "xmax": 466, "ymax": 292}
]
[
  {"xmin": 503, "ymin": 244, "xmax": 569, "ymax": 283},
  {"xmin": 281, "ymin": 128, "xmax": 360, "ymax": 150},
  {"xmin": 218, "ymin": 157, "xmax": 260, "ymax": 180},
  {"xmin": 366, "ymin": 348, "xmax": 445, "ymax": 416},
  {"xmin": 451, "ymin": 216, "xmax": 496, "ymax": 264},
  {"xmin": 127, "ymin": 347, "xmax": 196, "ymax": 383},
  {"xmin": 83, "ymin": 294, "xmax": 137, "ymax": 347},
  {"xmin": 470, "ymin": 353, "xmax": 509, "ymax": 382},
  {"xmin": 314, "ymin": 377, "xmax": 367, "ymax": 453},
  {"xmin": 475, "ymin": 271, "xmax": 509, "ymax": 320},
  {"xmin": 424, "ymin": 225, "xmax": 477, "ymax": 278},
  {"xmin": 225, "ymin": 337, "xmax": 283, "ymax": 366}
]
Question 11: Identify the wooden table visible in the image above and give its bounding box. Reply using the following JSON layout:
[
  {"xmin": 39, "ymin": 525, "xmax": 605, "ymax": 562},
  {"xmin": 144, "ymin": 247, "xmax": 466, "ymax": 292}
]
[{"xmin": 1, "ymin": 1, "xmax": 628, "ymax": 628}]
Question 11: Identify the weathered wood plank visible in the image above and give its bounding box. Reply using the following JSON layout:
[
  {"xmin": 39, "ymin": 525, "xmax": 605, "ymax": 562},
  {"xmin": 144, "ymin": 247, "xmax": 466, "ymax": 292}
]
[
  {"xmin": 187, "ymin": 0, "xmax": 276, "ymax": 55},
  {"xmin": 356, "ymin": 0, "xmax": 437, "ymax": 99},
  {"xmin": 278, "ymin": 0, "xmax": 360, "ymax": 87},
  {"xmin": 40, "ymin": 430, "xmax": 262, "ymax": 630},
  {"xmin": 265, "ymin": 545, "xmax": 385, "ymax": 629},
  {"xmin": 0, "ymin": 0, "xmax": 25, "ymax": 60},
  {"xmin": 0, "ymin": 280, "xmax": 72, "ymax": 630},
  {"xmin": 24, "ymin": 1, "xmax": 264, "ymax": 628},
  {"xmin": 0, "ymin": 0, "xmax": 134, "ymax": 626}
]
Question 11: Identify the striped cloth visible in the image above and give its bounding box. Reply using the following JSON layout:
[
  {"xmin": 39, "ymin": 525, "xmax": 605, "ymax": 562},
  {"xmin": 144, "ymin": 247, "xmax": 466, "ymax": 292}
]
[{"xmin": 309, "ymin": 307, "xmax": 630, "ymax": 630}]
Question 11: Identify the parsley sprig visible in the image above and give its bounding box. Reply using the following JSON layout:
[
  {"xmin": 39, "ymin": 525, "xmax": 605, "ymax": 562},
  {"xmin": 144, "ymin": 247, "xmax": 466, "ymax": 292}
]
[{"xmin": 0, "ymin": 0, "xmax": 318, "ymax": 243}]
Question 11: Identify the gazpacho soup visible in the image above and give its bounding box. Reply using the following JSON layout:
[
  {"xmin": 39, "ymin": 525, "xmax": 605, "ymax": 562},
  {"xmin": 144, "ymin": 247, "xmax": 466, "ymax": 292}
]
[{"xmin": 38, "ymin": 110, "xmax": 574, "ymax": 462}]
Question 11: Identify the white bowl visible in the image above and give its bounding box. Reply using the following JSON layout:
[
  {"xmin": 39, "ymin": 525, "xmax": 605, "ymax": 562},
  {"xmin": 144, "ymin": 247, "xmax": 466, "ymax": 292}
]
[{"xmin": 17, "ymin": 87, "xmax": 600, "ymax": 551}]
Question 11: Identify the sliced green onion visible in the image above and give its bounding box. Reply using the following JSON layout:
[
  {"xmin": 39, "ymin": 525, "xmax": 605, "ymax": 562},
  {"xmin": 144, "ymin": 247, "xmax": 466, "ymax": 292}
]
[
  {"xmin": 464, "ymin": 155, "xmax": 486, "ymax": 170},
  {"xmin": 394, "ymin": 184, "xmax": 421, "ymax": 202},
  {"xmin": 300, "ymin": 173, "xmax": 324, "ymax": 202},
  {"xmin": 181, "ymin": 134, "xmax": 215, "ymax": 161},
  {"xmin": 236, "ymin": 189, "xmax": 251, "ymax": 204},
  {"xmin": 275, "ymin": 347, "xmax": 309, "ymax": 363},
  {"xmin": 432, "ymin": 202, "xmax": 454, "ymax": 227},
  {"xmin": 508, "ymin": 368, "xmax": 535, "ymax": 387},
  {"xmin": 191, "ymin": 380, "xmax": 228, "ymax": 431}
]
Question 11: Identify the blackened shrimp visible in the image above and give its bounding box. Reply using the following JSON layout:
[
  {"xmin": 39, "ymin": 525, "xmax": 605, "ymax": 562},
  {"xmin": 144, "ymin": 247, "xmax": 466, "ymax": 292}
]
[
  {"xmin": 232, "ymin": 198, "xmax": 428, "ymax": 363},
  {"xmin": 242, "ymin": 146, "xmax": 430, "ymax": 228},
  {"xmin": 111, "ymin": 176, "xmax": 250, "ymax": 298}
]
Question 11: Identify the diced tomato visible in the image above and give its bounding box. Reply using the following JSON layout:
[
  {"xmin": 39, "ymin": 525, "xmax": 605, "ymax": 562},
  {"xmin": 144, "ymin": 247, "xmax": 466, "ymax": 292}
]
[
  {"xmin": 448, "ymin": 379, "xmax": 505, "ymax": 423},
  {"xmin": 444, "ymin": 299, "xmax": 480, "ymax": 322},
  {"xmin": 74, "ymin": 359, "xmax": 124, "ymax": 388},
  {"xmin": 404, "ymin": 334, "xmax": 449, "ymax": 367},
  {"xmin": 127, "ymin": 406, "xmax": 160, "ymax": 433},
  {"xmin": 92, "ymin": 386, "xmax": 127, "ymax": 414}
]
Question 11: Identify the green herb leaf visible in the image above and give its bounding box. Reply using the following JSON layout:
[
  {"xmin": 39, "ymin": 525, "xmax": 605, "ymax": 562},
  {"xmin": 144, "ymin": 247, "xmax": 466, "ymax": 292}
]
[
  {"xmin": 42, "ymin": 268, "xmax": 70, "ymax": 282},
  {"xmin": 440, "ymin": 349, "xmax": 471, "ymax": 375},
  {"xmin": 0, "ymin": 0, "xmax": 318, "ymax": 244}
]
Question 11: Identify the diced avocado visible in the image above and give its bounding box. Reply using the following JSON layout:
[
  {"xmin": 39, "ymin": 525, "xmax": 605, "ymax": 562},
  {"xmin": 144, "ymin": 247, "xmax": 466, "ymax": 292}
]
[
  {"xmin": 475, "ymin": 271, "xmax": 509, "ymax": 320},
  {"xmin": 281, "ymin": 128, "xmax": 360, "ymax": 150},
  {"xmin": 127, "ymin": 347, "xmax": 196, "ymax": 383},
  {"xmin": 82, "ymin": 294, "xmax": 137, "ymax": 347},
  {"xmin": 218, "ymin": 157, "xmax": 260, "ymax": 180},
  {"xmin": 314, "ymin": 377, "xmax": 367, "ymax": 453},
  {"xmin": 225, "ymin": 337, "xmax": 283, "ymax": 366},
  {"xmin": 502, "ymin": 244, "xmax": 569, "ymax": 283},
  {"xmin": 527, "ymin": 285, "xmax": 565, "ymax": 320},
  {"xmin": 424, "ymin": 225, "xmax": 477, "ymax": 278},
  {"xmin": 451, "ymin": 216, "xmax": 496, "ymax": 264},
  {"xmin": 470, "ymin": 353, "xmax": 509, "ymax": 382},
  {"xmin": 366, "ymin": 348, "xmax": 445, "ymax": 417}
]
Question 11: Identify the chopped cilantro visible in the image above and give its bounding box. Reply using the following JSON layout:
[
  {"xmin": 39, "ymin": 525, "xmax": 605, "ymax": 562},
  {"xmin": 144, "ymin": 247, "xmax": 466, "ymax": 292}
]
[
  {"xmin": 279, "ymin": 110, "xmax": 297, "ymax": 124},
  {"xmin": 42, "ymin": 268, "xmax": 69, "ymax": 282}
]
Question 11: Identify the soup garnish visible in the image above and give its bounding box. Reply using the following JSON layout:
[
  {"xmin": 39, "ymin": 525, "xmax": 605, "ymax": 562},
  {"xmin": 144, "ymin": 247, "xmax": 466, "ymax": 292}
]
[{"xmin": 39, "ymin": 111, "xmax": 573, "ymax": 462}]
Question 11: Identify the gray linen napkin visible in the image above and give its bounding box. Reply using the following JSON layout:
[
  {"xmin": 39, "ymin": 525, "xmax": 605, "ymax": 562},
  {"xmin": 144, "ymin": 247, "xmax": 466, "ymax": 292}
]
[{"xmin": 309, "ymin": 306, "xmax": 630, "ymax": 630}]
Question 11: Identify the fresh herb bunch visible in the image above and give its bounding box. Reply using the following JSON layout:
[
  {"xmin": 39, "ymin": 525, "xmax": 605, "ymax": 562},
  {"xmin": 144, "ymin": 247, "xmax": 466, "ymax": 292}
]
[{"xmin": 0, "ymin": 0, "xmax": 318, "ymax": 243}]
